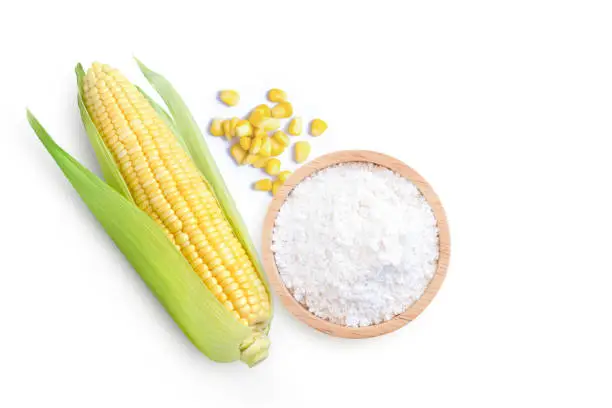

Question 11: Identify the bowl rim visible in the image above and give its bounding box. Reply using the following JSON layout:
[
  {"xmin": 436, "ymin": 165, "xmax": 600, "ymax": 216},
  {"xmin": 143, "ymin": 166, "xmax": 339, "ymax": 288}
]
[{"xmin": 261, "ymin": 150, "xmax": 451, "ymax": 338}]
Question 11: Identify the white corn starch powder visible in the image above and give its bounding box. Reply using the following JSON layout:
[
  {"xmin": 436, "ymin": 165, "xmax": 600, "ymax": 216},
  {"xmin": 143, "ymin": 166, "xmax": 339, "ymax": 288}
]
[{"xmin": 272, "ymin": 162, "xmax": 439, "ymax": 327}]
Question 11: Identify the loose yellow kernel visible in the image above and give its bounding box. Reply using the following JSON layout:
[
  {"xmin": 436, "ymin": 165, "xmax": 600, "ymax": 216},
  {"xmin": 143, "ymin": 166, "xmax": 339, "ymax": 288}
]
[
  {"xmin": 249, "ymin": 136, "xmax": 263, "ymax": 155},
  {"xmin": 278, "ymin": 170, "xmax": 291, "ymax": 182},
  {"xmin": 288, "ymin": 117, "xmax": 302, "ymax": 136},
  {"xmin": 260, "ymin": 117, "xmax": 280, "ymax": 132},
  {"xmin": 230, "ymin": 117, "xmax": 240, "ymax": 137},
  {"xmin": 294, "ymin": 141, "xmax": 310, "ymax": 163},
  {"xmin": 242, "ymin": 153, "xmax": 258, "ymax": 165},
  {"xmin": 254, "ymin": 178, "xmax": 273, "ymax": 191},
  {"xmin": 259, "ymin": 136, "xmax": 272, "ymax": 157},
  {"xmin": 265, "ymin": 158, "xmax": 281, "ymax": 176},
  {"xmin": 209, "ymin": 119, "xmax": 224, "ymax": 136},
  {"xmin": 253, "ymin": 127, "xmax": 267, "ymax": 139},
  {"xmin": 249, "ymin": 110, "xmax": 266, "ymax": 128},
  {"xmin": 230, "ymin": 143, "xmax": 247, "ymax": 164},
  {"xmin": 271, "ymin": 102, "xmax": 293, "ymax": 119},
  {"xmin": 310, "ymin": 118, "xmax": 327, "ymax": 136},
  {"xmin": 272, "ymin": 130, "xmax": 290, "ymax": 147},
  {"xmin": 239, "ymin": 136, "xmax": 252, "ymax": 151},
  {"xmin": 235, "ymin": 120, "xmax": 253, "ymax": 137},
  {"xmin": 253, "ymin": 104, "xmax": 271, "ymax": 117},
  {"xmin": 267, "ymin": 88, "xmax": 287, "ymax": 103},
  {"xmin": 271, "ymin": 179, "xmax": 284, "ymax": 196},
  {"xmin": 252, "ymin": 156, "xmax": 269, "ymax": 169},
  {"xmin": 219, "ymin": 90, "xmax": 240, "ymax": 106},
  {"xmin": 222, "ymin": 120, "xmax": 232, "ymax": 141},
  {"xmin": 270, "ymin": 139, "xmax": 285, "ymax": 156}
]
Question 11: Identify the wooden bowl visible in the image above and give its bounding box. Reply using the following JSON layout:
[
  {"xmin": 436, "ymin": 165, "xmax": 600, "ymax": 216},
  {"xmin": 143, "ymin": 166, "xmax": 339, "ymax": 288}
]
[{"xmin": 262, "ymin": 150, "xmax": 450, "ymax": 338}]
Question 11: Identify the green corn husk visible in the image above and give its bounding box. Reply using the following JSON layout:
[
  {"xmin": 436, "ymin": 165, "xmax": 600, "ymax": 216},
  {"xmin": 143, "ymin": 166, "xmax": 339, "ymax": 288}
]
[{"xmin": 28, "ymin": 60, "xmax": 272, "ymax": 366}]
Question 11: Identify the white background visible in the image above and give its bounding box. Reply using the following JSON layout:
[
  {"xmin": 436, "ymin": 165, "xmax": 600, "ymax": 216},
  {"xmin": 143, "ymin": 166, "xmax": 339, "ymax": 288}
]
[{"xmin": 1, "ymin": 1, "xmax": 611, "ymax": 407}]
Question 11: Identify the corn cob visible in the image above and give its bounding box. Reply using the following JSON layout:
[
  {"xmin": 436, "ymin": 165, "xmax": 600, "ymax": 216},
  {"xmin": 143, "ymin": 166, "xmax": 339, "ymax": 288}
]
[
  {"xmin": 29, "ymin": 60, "xmax": 272, "ymax": 367},
  {"xmin": 82, "ymin": 62, "xmax": 270, "ymax": 327}
]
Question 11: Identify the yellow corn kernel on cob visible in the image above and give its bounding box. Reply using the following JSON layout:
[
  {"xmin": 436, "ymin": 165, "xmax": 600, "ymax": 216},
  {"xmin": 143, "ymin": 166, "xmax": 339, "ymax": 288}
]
[
  {"xmin": 271, "ymin": 102, "xmax": 293, "ymax": 119},
  {"xmin": 219, "ymin": 90, "xmax": 240, "ymax": 106},
  {"xmin": 267, "ymin": 88, "xmax": 287, "ymax": 103},
  {"xmin": 294, "ymin": 141, "xmax": 310, "ymax": 163},
  {"xmin": 288, "ymin": 117, "xmax": 302, "ymax": 136},
  {"xmin": 83, "ymin": 65, "xmax": 269, "ymax": 328},
  {"xmin": 310, "ymin": 118, "xmax": 327, "ymax": 136}
]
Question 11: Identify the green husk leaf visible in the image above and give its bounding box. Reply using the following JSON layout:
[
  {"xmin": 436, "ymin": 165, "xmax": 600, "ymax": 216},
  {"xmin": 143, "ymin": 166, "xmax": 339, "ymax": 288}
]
[
  {"xmin": 135, "ymin": 59, "xmax": 273, "ymax": 324},
  {"xmin": 75, "ymin": 64, "xmax": 133, "ymax": 202},
  {"xmin": 28, "ymin": 111, "xmax": 251, "ymax": 363}
]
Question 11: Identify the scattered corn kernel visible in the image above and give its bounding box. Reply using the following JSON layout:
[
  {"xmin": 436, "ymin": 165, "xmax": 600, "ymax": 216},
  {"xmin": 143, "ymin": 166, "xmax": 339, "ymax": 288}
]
[
  {"xmin": 310, "ymin": 118, "xmax": 327, "ymax": 137},
  {"xmin": 242, "ymin": 153, "xmax": 258, "ymax": 165},
  {"xmin": 288, "ymin": 117, "xmax": 302, "ymax": 136},
  {"xmin": 252, "ymin": 156, "xmax": 269, "ymax": 169},
  {"xmin": 249, "ymin": 135, "xmax": 263, "ymax": 155},
  {"xmin": 235, "ymin": 120, "xmax": 253, "ymax": 138},
  {"xmin": 271, "ymin": 102, "xmax": 293, "ymax": 119},
  {"xmin": 265, "ymin": 158, "xmax": 281, "ymax": 176},
  {"xmin": 260, "ymin": 117, "xmax": 280, "ymax": 132},
  {"xmin": 272, "ymin": 130, "xmax": 290, "ymax": 147},
  {"xmin": 253, "ymin": 104, "xmax": 271, "ymax": 117},
  {"xmin": 222, "ymin": 120, "xmax": 232, "ymax": 140},
  {"xmin": 259, "ymin": 136, "xmax": 272, "ymax": 157},
  {"xmin": 219, "ymin": 90, "xmax": 240, "ymax": 106},
  {"xmin": 271, "ymin": 179, "xmax": 284, "ymax": 196},
  {"xmin": 254, "ymin": 179, "xmax": 273, "ymax": 192},
  {"xmin": 270, "ymin": 139, "xmax": 285, "ymax": 156},
  {"xmin": 230, "ymin": 143, "xmax": 247, "ymax": 164},
  {"xmin": 253, "ymin": 127, "xmax": 267, "ymax": 139},
  {"xmin": 294, "ymin": 141, "xmax": 310, "ymax": 163},
  {"xmin": 278, "ymin": 170, "xmax": 291, "ymax": 182},
  {"xmin": 210, "ymin": 119, "xmax": 224, "ymax": 136},
  {"xmin": 249, "ymin": 110, "xmax": 266, "ymax": 128},
  {"xmin": 239, "ymin": 136, "xmax": 252, "ymax": 151},
  {"xmin": 267, "ymin": 88, "xmax": 287, "ymax": 103},
  {"xmin": 230, "ymin": 117, "xmax": 240, "ymax": 137}
]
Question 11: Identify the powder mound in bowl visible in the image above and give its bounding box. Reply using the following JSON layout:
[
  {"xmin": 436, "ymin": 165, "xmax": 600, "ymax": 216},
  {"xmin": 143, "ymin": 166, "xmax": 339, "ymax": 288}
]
[{"xmin": 271, "ymin": 162, "xmax": 439, "ymax": 327}]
